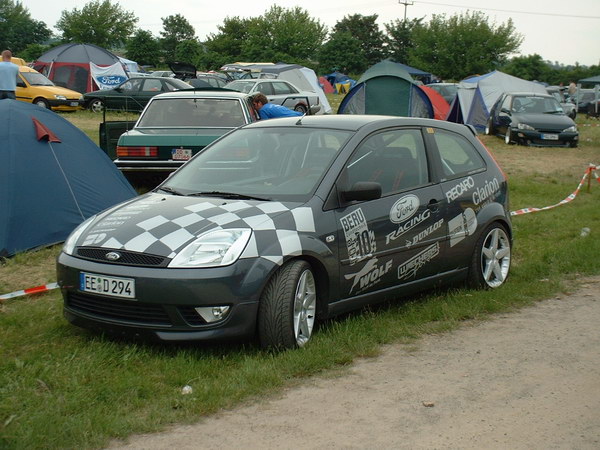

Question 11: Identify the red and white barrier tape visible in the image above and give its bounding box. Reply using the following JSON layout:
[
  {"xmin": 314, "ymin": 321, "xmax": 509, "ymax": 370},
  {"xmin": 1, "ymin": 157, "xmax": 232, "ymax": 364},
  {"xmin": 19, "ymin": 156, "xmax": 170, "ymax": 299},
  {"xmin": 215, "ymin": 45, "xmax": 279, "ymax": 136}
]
[
  {"xmin": 511, "ymin": 164, "xmax": 600, "ymax": 216},
  {"xmin": 0, "ymin": 282, "xmax": 59, "ymax": 302}
]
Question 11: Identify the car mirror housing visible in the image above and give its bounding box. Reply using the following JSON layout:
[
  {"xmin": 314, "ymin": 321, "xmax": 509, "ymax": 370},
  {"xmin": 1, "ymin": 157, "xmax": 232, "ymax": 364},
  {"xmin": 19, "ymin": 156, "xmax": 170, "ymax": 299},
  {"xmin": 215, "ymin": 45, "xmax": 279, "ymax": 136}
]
[{"xmin": 341, "ymin": 181, "xmax": 382, "ymax": 202}]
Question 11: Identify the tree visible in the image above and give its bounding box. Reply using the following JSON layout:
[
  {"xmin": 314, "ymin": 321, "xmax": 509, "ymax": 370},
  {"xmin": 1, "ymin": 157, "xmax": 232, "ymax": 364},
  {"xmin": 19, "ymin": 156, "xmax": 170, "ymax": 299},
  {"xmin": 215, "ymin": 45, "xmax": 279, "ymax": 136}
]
[
  {"xmin": 408, "ymin": 11, "xmax": 523, "ymax": 80},
  {"xmin": 199, "ymin": 16, "xmax": 253, "ymax": 70},
  {"xmin": 501, "ymin": 54, "xmax": 551, "ymax": 82},
  {"xmin": 384, "ymin": 18, "xmax": 423, "ymax": 64},
  {"xmin": 56, "ymin": 0, "xmax": 137, "ymax": 48},
  {"xmin": 318, "ymin": 32, "xmax": 367, "ymax": 74},
  {"xmin": 175, "ymin": 39, "xmax": 203, "ymax": 66},
  {"xmin": 125, "ymin": 30, "xmax": 160, "ymax": 66},
  {"xmin": 0, "ymin": 0, "xmax": 51, "ymax": 54},
  {"xmin": 332, "ymin": 14, "xmax": 385, "ymax": 68},
  {"xmin": 160, "ymin": 14, "xmax": 196, "ymax": 61}
]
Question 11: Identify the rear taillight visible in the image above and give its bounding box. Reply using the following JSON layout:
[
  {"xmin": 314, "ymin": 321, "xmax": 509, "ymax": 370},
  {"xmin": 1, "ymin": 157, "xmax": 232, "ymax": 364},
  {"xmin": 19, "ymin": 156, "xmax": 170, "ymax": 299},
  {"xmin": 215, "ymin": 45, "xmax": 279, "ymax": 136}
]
[{"xmin": 116, "ymin": 146, "xmax": 158, "ymax": 157}]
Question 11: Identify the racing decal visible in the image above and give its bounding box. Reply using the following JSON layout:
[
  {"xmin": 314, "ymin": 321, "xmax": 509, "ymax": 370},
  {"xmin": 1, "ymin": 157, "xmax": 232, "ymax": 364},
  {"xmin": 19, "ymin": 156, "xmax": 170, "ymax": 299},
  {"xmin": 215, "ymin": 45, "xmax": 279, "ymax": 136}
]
[
  {"xmin": 386, "ymin": 209, "xmax": 431, "ymax": 245},
  {"xmin": 405, "ymin": 219, "xmax": 444, "ymax": 248},
  {"xmin": 340, "ymin": 208, "xmax": 376, "ymax": 265},
  {"xmin": 445, "ymin": 176, "xmax": 475, "ymax": 203},
  {"xmin": 448, "ymin": 208, "xmax": 477, "ymax": 247},
  {"xmin": 345, "ymin": 257, "xmax": 393, "ymax": 295},
  {"xmin": 397, "ymin": 242, "xmax": 440, "ymax": 281},
  {"xmin": 389, "ymin": 194, "xmax": 419, "ymax": 224},
  {"xmin": 472, "ymin": 178, "xmax": 500, "ymax": 210}
]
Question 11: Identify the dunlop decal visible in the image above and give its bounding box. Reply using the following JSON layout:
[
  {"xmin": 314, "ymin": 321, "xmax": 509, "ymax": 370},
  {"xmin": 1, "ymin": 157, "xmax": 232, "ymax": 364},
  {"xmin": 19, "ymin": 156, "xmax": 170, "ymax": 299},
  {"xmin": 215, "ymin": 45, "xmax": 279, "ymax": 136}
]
[{"xmin": 405, "ymin": 218, "xmax": 444, "ymax": 248}]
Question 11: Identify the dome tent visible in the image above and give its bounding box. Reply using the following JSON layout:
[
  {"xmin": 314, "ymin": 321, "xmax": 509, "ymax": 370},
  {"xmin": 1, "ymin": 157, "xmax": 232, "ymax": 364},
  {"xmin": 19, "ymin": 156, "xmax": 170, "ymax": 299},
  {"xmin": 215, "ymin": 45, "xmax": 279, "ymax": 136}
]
[
  {"xmin": 33, "ymin": 43, "xmax": 123, "ymax": 93},
  {"xmin": 337, "ymin": 59, "xmax": 433, "ymax": 118},
  {"xmin": 0, "ymin": 100, "xmax": 137, "ymax": 257}
]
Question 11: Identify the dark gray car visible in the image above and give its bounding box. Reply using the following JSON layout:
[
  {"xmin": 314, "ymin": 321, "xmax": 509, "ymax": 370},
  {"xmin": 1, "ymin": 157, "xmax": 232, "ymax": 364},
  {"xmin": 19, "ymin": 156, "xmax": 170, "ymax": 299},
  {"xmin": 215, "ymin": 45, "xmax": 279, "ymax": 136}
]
[{"xmin": 57, "ymin": 115, "xmax": 512, "ymax": 350}]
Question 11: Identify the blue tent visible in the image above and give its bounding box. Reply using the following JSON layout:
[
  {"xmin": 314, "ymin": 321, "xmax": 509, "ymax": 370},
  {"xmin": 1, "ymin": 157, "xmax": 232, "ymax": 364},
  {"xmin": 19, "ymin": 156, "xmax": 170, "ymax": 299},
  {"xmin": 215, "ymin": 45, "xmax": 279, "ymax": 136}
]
[{"xmin": 0, "ymin": 100, "xmax": 137, "ymax": 257}]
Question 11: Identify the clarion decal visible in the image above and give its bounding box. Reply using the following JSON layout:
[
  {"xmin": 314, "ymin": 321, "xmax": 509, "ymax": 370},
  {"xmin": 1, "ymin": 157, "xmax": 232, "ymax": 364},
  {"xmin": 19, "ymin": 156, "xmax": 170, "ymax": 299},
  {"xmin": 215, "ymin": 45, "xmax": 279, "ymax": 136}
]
[
  {"xmin": 397, "ymin": 242, "xmax": 440, "ymax": 280},
  {"xmin": 389, "ymin": 195, "xmax": 419, "ymax": 224},
  {"xmin": 472, "ymin": 178, "xmax": 500, "ymax": 206},
  {"xmin": 340, "ymin": 208, "xmax": 376, "ymax": 265},
  {"xmin": 445, "ymin": 176, "xmax": 475, "ymax": 202},
  {"xmin": 345, "ymin": 258, "xmax": 393, "ymax": 294},
  {"xmin": 386, "ymin": 209, "xmax": 431, "ymax": 245}
]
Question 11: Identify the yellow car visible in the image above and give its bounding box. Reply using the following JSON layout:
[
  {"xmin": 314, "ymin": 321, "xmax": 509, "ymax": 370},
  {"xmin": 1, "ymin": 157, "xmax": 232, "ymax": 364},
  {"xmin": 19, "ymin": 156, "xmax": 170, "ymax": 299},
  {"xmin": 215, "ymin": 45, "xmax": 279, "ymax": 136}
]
[{"xmin": 16, "ymin": 65, "xmax": 83, "ymax": 112}]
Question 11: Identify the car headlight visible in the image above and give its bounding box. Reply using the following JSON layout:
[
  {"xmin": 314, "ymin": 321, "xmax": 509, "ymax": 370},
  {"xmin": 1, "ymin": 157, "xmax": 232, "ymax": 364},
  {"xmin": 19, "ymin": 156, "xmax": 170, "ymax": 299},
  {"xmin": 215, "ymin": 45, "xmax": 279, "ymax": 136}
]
[
  {"xmin": 517, "ymin": 123, "xmax": 535, "ymax": 131},
  {"xmin": 563, "ymin": 125, "xmax": 577, "ymax": 132},
  {"xmin": 63, "ymin": 215, "xmax": 97, "ymax": 255},
  {"xmin": 168, "ymin": 229, "xmax": 252, "ymax": 268},
  {"xmin": 54, "ymin": 94, "xmax": 67, "ymax": 100}
]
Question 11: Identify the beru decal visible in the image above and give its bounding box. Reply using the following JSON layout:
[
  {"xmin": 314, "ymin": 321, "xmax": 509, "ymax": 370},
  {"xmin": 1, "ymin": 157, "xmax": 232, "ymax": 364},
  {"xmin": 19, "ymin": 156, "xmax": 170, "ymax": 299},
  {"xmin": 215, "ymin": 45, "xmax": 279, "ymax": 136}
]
[
  {"xmin": 389, "ymin": 194, "xmax": 419, "ymax": 224},
  {"xmin": 445, "ymin": 176, "xmax": 475, "ymax": 202},
  {"xmin": 448, "ymin": 208, "xmax": 477, "ymax": 247},
  {"xmin": 386, "ymin": 209, "xmax": 431, "ymax": 245},
  {"xmin": 397, "ymin": 242, "xmax": 440, "ymax": 280},
  {"xmin": 405, "ymin": 218, "xmax": 444, "ymax": 248},
  {"xmin": 340, "ymin": 208, "xmax": 376, "ymax": 265},
  {"xmin": 345, "ymin": 257, "xmax": 393, "ymax": 294}
]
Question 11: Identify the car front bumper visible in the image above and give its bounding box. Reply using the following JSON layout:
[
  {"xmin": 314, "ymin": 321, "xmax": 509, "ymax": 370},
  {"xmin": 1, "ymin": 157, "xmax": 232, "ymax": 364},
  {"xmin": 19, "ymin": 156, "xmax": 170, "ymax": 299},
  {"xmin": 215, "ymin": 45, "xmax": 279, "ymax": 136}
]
[
  {"xmin": 57, "ymin": 251, "xmax": 269, "ymax": 342},
  {"xmin": 512, "ymin": 129, "xmax": 579, "ymax": 147},
  {"xmin": 49, "ymin": 99, "xmax": 83, "ymax": 111}
]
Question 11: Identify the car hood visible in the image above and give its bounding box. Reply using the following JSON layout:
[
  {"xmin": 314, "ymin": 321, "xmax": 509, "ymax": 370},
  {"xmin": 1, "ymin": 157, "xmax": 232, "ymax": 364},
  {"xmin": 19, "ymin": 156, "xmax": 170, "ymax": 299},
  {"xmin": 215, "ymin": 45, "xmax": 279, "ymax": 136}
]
[
  {"xmin": 76, "ymin": 193, "xmax": 314, "ymax": 261},
  {"xmin": 512, "ymin": 112, "xmax": 575, "ymax": 130}
]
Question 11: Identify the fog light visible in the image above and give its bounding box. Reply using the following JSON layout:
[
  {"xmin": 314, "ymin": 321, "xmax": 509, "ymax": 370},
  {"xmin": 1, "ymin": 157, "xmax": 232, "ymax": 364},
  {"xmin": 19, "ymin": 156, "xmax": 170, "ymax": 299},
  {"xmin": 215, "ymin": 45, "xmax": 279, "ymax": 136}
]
[{"xmin": 194, "ymin": 306, "xmax": 231, "ymax": 323}]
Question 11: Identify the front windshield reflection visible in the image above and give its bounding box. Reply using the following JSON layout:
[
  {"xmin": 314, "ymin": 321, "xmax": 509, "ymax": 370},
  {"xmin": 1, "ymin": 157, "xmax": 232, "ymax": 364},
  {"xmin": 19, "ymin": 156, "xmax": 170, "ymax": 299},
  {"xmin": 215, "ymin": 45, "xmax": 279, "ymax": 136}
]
[{"xmin": 162, "ymin": 127, "xmax": 352, "ymax": 202}]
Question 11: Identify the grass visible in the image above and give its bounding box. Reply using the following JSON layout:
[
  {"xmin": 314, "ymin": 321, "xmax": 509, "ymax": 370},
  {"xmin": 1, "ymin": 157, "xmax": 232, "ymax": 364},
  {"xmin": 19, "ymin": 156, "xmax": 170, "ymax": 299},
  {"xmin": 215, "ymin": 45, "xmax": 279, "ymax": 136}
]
[{"xmin": 1, "ymin": 101, "xmax": 600, "ymax": 449}]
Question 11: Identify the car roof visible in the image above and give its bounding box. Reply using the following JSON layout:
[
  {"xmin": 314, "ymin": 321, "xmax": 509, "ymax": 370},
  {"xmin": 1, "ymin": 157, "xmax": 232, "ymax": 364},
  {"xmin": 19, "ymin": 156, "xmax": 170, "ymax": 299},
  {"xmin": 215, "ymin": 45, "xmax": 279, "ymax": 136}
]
[
  {"xmin": 241, "ymin": 114, "xmax": 475, "ymax": 134},
  {"xmin": 507, "ymin": 92, "xmax": 554, "ymax": 99},
  {"xmin": 149, "ymin": 89, "xmax": 251, "ymax": 100}
]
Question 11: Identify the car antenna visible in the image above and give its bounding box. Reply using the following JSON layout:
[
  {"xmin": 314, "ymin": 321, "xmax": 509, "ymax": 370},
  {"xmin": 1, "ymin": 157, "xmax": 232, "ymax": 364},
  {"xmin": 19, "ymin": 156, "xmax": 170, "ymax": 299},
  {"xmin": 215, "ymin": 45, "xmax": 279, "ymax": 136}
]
[{"xmin": 295, "ymin": 113, "xmax": 306, "ymax": 125}]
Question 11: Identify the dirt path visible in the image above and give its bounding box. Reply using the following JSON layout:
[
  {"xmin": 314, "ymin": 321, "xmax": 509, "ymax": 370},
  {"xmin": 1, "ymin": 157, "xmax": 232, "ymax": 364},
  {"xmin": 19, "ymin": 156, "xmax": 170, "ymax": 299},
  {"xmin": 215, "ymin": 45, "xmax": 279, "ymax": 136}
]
[{"xmin": 109, "ymin": 277, "xmax": 600, "ymax": 450}]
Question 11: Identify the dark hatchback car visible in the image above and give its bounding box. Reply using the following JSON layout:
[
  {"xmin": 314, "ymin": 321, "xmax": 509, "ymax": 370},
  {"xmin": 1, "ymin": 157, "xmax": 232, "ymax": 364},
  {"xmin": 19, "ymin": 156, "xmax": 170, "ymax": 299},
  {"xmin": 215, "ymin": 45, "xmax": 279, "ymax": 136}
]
[
  {"xmin": 57, "ymin": 116, "xmax": 512, "ymax": 350},
  {"xmin": 84, "ymin": 77, "xmax": 191, "ymax": 112},
  {"xmin": 486, "ymin": 92, "xmax": 578, "ymax": 147}
]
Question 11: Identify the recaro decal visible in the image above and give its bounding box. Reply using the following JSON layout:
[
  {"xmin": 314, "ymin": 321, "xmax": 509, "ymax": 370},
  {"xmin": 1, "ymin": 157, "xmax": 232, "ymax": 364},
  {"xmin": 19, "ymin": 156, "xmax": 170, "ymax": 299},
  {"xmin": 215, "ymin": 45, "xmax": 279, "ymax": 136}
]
[
  {"xmin": 448, "ymin": 208, "xmax": 477, "ymax": 247},
  {"xmin": 445, "ymin": 176, "xmax": 475, "ymax": 203},
  {"xmin": 340, "ymin": 208, "xmax": 376, "ymax": 265},
  {"xmin": 390, "ymin": 194, "xmax": 419, "ymax": 224},
  {"xmin": 386, "ymin": 209, "xmax": 431, "ymax": 245},
  {"xmin": 397, "ymin": 242, "xmax": 440, "ymax": 281},
  {"xmin": 345, "ymin": 257, "xmax": 393, "ymax": 295},
  {"xmin": 405, "ymin": 219, "xmax": 444, "ymax": 248}
]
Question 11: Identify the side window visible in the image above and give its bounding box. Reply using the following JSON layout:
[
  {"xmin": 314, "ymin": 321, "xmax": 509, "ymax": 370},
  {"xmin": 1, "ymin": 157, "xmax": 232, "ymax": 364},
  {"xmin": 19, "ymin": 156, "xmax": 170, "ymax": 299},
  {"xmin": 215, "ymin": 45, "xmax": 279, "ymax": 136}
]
[
  {"xmin": 343, "ymin": 129, "xmax": 428, "ymax": 197},
  {"xmin": 142, "ymin": 79, "xmax": 163, "ymax": 92},
  {"xmin": 501, "ymin": 95, "xmax": 511, "ymax": 112},
  {"xmin": 259, "ymin": 82, "xmax": 275, "ymax": 95},
  {"xmin": 433, "ymin": 130, "xmax": 485, "ymax": 179},
  {"xmin": 163, "ymin": 80, "xmax": 179, "ymax": 92}
]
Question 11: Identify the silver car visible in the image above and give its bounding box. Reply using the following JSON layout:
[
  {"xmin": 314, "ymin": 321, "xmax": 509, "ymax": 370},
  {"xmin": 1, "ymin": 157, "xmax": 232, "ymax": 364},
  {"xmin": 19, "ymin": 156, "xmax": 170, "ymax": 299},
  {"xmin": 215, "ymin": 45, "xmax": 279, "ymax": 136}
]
[{"xmin": 225, "ymin": 79, "xmax": 321, "ymax": 114}]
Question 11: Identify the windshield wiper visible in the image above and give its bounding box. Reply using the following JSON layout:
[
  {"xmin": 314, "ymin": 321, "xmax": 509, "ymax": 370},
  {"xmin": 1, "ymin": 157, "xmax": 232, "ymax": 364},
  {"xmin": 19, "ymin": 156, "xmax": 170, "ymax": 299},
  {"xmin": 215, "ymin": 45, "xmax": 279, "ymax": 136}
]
[
  {"xmin": 156, "ymin": 186, "xmax": 184, "ymax": 196},
  {"xmin": 187, "ymin": 191, "xmax": 270, "ymax": 201},
  {"xmin": 543, "ymin": 110, "xmax": 563, "ymax": 114}
]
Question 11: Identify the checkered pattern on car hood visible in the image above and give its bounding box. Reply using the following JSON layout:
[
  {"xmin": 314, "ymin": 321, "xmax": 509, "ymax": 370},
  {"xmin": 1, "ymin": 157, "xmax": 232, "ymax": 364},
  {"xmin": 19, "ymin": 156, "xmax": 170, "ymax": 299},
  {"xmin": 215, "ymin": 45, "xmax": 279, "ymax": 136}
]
[{"xmin": 79, "ymin": 193, "xmax": 315, "ymax": 265}]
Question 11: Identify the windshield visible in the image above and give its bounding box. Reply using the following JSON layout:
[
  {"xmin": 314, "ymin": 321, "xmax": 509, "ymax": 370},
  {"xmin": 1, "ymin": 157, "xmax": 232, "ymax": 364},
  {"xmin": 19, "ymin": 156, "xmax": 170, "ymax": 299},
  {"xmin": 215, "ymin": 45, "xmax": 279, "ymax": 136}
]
[
  {"xmin": 512, "ymin": 96, "xmax": 564, "ymax": 114},
  {"xmin": 162, "ymin": 126, "xmax": 353, "ymax": 202},
  {"xmin": 137, "ymin": 97, "xmax": 247, "ymax": 127},
  {"xmin": 21, "ymin": 72, "xmax": 54, "ymax": 86},
  {"xmin": 225, "ymin": 81, "xmax": 254, "ymax": 94}
]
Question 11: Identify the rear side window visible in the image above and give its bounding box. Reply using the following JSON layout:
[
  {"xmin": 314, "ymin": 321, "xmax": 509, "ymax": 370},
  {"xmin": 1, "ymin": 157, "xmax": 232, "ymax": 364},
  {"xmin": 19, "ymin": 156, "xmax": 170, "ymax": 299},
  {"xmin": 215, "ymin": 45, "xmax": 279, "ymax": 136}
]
[{"xmin": 433, "ymin": 130, "xmax": 485, "ymax": 179}]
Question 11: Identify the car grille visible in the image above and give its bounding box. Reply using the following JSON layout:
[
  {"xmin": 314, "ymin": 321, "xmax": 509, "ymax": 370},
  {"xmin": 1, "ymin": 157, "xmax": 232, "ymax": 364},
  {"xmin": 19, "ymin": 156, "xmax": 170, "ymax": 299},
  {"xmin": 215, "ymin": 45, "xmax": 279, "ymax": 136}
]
[
  {"xmin": 76, "ymin": 247, "xmax": 168, "ymax": 267},
  {"xmin": 67, "ymin": 292, "xmax": 172, "ymax": 326}
]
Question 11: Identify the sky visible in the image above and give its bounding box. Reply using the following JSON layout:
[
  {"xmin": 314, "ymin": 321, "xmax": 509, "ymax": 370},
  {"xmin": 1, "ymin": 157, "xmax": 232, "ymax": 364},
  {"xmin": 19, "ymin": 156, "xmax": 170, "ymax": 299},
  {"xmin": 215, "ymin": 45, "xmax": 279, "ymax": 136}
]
[{"xmin": 23, "ymin": 0, "xmax": 600, "ymax": 67}]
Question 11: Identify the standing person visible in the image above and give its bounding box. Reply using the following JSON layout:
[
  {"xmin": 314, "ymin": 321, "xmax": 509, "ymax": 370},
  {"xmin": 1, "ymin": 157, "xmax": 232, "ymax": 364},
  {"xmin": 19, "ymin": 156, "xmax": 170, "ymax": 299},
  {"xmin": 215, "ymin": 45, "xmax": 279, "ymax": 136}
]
[
  {"xmin": 252, "ymin": 93, "xmax": 303, "ymax": 119},
  {"xmin": 568, "ymin": 80, "xmax": 577, "ymax": 97},
  {"xmin": 0, "ymin": 50, "xmax": 19, "ymax": 100}
]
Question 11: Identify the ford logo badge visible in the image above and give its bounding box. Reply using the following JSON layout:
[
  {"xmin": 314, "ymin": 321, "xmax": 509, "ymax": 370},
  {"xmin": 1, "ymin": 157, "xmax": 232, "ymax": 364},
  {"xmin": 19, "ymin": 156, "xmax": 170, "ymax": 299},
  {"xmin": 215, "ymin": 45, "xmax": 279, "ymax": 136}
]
[{"xmin": 105, "ymin": 252, "xmax": 121, "ymax": 261}]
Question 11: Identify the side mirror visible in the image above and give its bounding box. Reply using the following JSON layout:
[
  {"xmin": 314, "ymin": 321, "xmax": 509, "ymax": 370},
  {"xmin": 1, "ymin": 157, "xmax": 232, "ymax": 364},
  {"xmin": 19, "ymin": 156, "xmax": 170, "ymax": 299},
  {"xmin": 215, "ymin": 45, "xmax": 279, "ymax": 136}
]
[
  {"xmin": 309, "ymin": 105, "xmax": 321, "ymax": 115},
  {"xmin": 500, "ymin": 108, "xmax": 511, "ymax": 114},
  {"xmin": 341, "ymin": 181, "xmax": 381, "ymax": 202},
  {"xmin": 16, "ymin": 80, "xmax": 26, "ymax": 88}
]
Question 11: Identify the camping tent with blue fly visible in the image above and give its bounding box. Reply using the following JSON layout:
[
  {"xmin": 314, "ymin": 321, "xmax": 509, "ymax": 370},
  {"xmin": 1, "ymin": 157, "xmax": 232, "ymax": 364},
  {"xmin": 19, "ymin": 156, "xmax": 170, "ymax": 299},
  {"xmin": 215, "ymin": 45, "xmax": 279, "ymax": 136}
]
[{"xmin": 0, "ymin": 100, "xmax": 137, "ymax": 257}]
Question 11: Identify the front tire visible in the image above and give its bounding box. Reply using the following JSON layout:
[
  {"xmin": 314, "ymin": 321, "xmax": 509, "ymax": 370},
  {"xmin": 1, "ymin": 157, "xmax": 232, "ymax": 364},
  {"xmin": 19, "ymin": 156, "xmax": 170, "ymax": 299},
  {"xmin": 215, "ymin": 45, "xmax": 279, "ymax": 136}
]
[
  {"xmin": 33, "ymin": 98, "xmax": 50, "ymax": 109},
  {"xmin": 88, "ymin": 98, "xmax": 104, "ymax": 113},
  {"xmin": 468, "ymin": 223, "xmax": 511, "ymax": 289},
  {"xmin": 258, "ymin": 260, "xmax": 317, "ymax": 350}
]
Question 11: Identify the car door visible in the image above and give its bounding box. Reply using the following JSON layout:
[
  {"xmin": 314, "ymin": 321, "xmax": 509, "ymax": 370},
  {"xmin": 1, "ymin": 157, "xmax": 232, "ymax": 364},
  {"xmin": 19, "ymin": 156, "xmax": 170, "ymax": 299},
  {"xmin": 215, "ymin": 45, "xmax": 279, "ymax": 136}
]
[
  {"xmin": 495, "ymin": 94, "xmax": 513, "ymax": 135},
  {"xmin": 334, "ymin": 128, "xmax": 448, "ymax": 298},
  {"xmin": 107, "ymin": 78, "xmax": 142, "ymax": 110}
]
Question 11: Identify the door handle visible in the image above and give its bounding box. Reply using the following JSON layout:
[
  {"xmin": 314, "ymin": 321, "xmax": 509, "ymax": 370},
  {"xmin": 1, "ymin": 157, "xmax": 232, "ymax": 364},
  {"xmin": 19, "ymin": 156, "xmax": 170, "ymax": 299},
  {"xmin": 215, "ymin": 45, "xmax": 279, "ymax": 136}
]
[{"xmin": 427, "ymin": 199, "xmax": 441, "ymax": 211}]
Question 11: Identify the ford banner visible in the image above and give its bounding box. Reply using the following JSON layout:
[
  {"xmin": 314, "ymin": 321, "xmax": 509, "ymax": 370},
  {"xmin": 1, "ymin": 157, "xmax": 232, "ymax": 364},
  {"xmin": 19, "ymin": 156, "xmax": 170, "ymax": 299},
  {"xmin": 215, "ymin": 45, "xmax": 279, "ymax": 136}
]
[{"xmin": 90, "ymin": 62, "xmax": 128, "ymax": 90}]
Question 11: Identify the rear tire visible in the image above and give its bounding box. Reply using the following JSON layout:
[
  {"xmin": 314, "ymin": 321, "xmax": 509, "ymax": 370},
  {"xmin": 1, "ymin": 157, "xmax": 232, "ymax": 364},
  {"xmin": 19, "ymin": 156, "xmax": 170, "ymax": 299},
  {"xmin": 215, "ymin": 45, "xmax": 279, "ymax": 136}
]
[
  {"xmin": 258, "ymin": 260, "xmax": 317, "ymax": 350},
  {"xmin": 88, "ymin": 98, "xmax": 104, "ymax": 113},
  {"xmin": 33, "ymin": 98, "xmax": 50, "ymax": 109},
  {"xmin": 468, "ymin": 223, "xmax": 511, "ymax": 289}
]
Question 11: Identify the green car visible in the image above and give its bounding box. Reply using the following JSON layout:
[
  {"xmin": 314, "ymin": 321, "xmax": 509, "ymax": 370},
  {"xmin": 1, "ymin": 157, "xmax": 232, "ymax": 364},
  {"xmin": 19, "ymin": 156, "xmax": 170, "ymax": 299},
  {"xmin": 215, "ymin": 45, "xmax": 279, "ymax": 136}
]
[
  {"xmin": 110, "ymin": 90, "xmax": 259, "ymax": 175},
  {"xmin": 84, "ymin": 76, "xmax": 191, "ymax": 112}
]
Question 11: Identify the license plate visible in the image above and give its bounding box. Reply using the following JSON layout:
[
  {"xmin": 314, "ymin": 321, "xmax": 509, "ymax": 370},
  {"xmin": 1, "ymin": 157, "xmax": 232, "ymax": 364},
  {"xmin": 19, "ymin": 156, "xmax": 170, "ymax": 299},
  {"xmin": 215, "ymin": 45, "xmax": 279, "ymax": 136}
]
[
  {"xmin": 80, "ymin": 272, "xmax": 135, "ymax": 299},
  {"xmin": 541, "ymin": 133, "xmax": 559, "ymax": 140},
  {"xmin": 172, "ymin": 148, "xmax": 192, "ymax": 161},
  {"xmin": 70, "ymin": 102, "xmax": 79, "ymax": 107}
]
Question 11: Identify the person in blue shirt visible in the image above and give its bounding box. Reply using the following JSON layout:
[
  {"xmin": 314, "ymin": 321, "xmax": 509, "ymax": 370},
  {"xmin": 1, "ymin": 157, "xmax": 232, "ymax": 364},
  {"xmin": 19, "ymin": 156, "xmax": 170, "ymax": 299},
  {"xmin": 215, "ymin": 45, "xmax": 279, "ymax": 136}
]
[
  {"xmin": 0, "ymin": 50, "xmax": 19, "ymax": 100},
  {"xmin": 252, "ymin": 93, "xmax": 303, "ymax": 120}
]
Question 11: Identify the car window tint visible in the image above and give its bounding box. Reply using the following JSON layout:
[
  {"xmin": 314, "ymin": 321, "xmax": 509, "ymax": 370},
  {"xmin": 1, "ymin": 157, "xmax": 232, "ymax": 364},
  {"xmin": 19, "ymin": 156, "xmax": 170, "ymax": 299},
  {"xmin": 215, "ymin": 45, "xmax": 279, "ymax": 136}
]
[
  {"xmin": 137, "ymin": 98, "xmax": 246, "ymax": 127},
  {"xmin": 433, "ymin": 130, "xmax": 485, "ymax": 178},
  {"xmin": 142, "ymin": 79, "xmax": 163, "ymax": 92},
  {"xmin": 344, "ymin": 129, "xmax": 428, "ymax": 197},
  {"xmin": 163, "ymin": 80, "xmax": 180, "ymax": 91}
]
